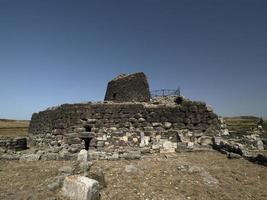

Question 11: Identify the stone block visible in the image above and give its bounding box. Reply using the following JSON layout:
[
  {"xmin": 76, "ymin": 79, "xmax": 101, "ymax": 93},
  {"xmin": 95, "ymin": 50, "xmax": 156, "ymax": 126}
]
[
  {"xmin": 77, "ymin": 149, "xmax": 88, "ymax": 162},
  {"xmin": 61, "ymin": 175, "xmax": 100, "ymax": 200},
  {"xmin": 41, "ymin": 153, "xmax": 59, "ymax": 160},
  {"xmin": 20, "ymin": 154, "xmax": 41, "ymax": 161}
]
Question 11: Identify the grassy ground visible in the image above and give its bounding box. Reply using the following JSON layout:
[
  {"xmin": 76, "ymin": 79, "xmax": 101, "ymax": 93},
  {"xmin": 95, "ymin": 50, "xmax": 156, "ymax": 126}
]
[
  {"xmin": 0, "ymin": 119, "xmax": 29, "ymax": 138},
  {"xmin": 0, "ymin": 151, "xmax": 266, "ymax": 200}
]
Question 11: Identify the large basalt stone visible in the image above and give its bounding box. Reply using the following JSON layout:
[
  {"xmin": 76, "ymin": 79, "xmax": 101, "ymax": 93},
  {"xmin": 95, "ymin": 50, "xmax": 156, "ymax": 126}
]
[
  {"xmin": 61, "ymin": 175, "xmax": 100, "ymax": 200},
  {"xmin": 104, "ymin": 72, "xmax": 150, "ymax": 102}
]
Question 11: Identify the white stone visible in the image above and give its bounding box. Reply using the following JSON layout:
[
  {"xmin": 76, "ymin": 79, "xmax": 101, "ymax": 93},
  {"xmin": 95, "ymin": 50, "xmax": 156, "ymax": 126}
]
[
  {"xmin": 61, "ymin": 175, "xmax": 100, "ymax": 200},
  {"xmin": 132, "ymin": 138, "xmax": 138, "ymax": 143},
  {"xmin": 144, "ymin": 136, "xmax": 150, "ymax": 145},
  {"xmin": 163, "ymin": 122, "xmax": 172, "ymax": 129},
  {"xmin": 152, "ymin": 123, "xmax": 162, "ymax": 127},
  {"xmin": 257, "ymin": 140, "xmax": 264, "ymax": 150},
  {"xmin": 77, "ymin": 149, "xmax": 88, "ymax": 162},
  {"xmin": 87, "ymin": 119, "xmax": 97, "ymax": 123},
  {"xmin": 206, "ymin": 105, "xmax": 213, "ymax": 112},
  {"xmin": 155, "ymin": 135, "xmax": 161, "ymax": 142},
  {"xmin": 109, "ymin": 127, "xmax": 117, "ymax": 132},
  {"xmin": 140, "ymin": 132, "xmax": 145, "ymax": 147},
  {"xmin": 160, "ymin": 141, "xmax": 177, "ymax": 153},
  {"xmin": 222, "ymin": 129, "xmax": 230, "ymax": 136},
  {"xmin": 187, "ymin": 142, "xmax": 194, "ymax": 149},
  {"xmin": 138, "ymin": 118, "xmax": 146, "ymax": 122},
  {"xmin": 162, "ymin": 141, "xmax": 174, "ymax": 149},
  {"xmin": 160, "ymin": 148, "xmax": 176, "ymax": 153},
  {"xmin": 121, "ymin": 136, "xmax": 128, "ymax": 142},
  {"xmin": 152, "ymin": 144, "xmax": 160, "ymax": 150}
]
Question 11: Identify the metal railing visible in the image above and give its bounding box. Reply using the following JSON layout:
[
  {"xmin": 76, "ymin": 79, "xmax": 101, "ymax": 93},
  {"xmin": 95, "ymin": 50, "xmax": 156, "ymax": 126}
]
[{"xmin": 150, "ymin": 88, "xmax": 181, "ymax": 98}]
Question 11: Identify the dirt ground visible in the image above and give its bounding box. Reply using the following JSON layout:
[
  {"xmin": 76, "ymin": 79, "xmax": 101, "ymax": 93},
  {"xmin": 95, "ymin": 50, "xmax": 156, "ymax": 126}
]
[{"xmin": 0, "ymin": 151, "xmax": 266, "ymax": 200}]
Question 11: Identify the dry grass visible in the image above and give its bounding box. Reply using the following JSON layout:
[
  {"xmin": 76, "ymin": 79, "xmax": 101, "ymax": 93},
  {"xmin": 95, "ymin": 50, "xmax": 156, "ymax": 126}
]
[
  {"xmin": 224, "ymin": 116, "xmax": 259, "ymax": 132},
  {"xmin": 0, "ymin": 119, "xmax": 29, "ymax": 138},
  {"xmin": 0, "ymin": 152, "xmax": 266, "ymax": 200}
]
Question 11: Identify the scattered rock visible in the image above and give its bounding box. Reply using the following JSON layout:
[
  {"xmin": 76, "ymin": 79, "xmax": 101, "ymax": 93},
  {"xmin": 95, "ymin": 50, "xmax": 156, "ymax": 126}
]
[
  {"xmin": 47, "ymin": 175, "xmax": 66, "ymax": 191},
  {"xmin": 125, "ymin": 164, "xmax": 138, "ymax": 173},
  {"xmin": 41, "ymin": 153, "xmax": 59, "ymax": 161},
  {"xmin": 123, "ymin": 151, "xmax": 141, "ymax": 160},
  {"xmin": 61, "ymin": 175, "xmax": 100, "ymax": 200},
  {"xmin": 227, "ymin": 152, "xmax": 242, "ymax": 159},
  {"xmin": 58, "ymin": 166, "xmax": 74, "ymax": 175},
  {"xmin": 88, "ymin": 167, "xmax": 106, "ymax": 189},
  {"xmin": 163, "ymin": 122, "xmax": 172, "ymax": 129},
  {"xmin": 187, "ymin": 142, "xmax": 194, "ymax": 149},
  {"xmin": 0, "ymin": 153, "xmax": 20, "ymax": 160},
  {"xmin": 74, "ymin": 161, "xmax": 93, "ymax": 175}
]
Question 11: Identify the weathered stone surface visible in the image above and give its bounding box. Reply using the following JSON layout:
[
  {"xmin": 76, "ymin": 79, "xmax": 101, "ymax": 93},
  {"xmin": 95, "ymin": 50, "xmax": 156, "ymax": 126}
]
[
  {"xmin": 78, "ymin": 161, "xmax": 93, "ymax": 173},
  {"xmin": 0, "ymin": 153, "xmax": 20, "ymax": 160},
  {"xmin": 163, "ymin": 122, "xmax": 172, "ymax": 129},
  {"xmin": 257, "ymin": 140, "xmax": 264, "ymax": 150},
  {"xmin": 28, "ymin": 73, "xmax": 222, "ymax": 160},
  {"xmin": 77, "ymin": 149, "xmax": 88, "ymax": 162},
  {"xmin": 41, "ymin": 153, "xmax": 60, "ymax": 160},
  {"xmin": 20, "ymin": 154, "xmax": 41, "ymax": 161},
  {"xmin": 58, "ymin": 166, "xmax": 74, "ymax": 175},
  {"xmin": 197, "ymin": 136, "xmax": 213, "ymax": 146},
  {"xmin": 123, "ymin": 151, "xmax": 141, "ymax": 160},
  {"xmin": 61, "ymin": 175, "xmax": 100, "ymax": 200},
  {"xmin": 104, "ymin": 72, "xmax": 150, "ymax": 102},
  {"xmin": 0, "ymin": 137, "xmax": 27, "ymax": 151},
  {"xmin": 47, "ymin": 175, "xmax": 66, "ymax": 191}
]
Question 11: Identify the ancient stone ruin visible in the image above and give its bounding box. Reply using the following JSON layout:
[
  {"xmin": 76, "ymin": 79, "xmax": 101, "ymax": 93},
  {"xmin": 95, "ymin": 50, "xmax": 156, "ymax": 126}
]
[
  {"xmin": 104, "ymin": 72, "xmax": 151, "ymax": 102},
  {"xmin": 28, "ymin": 72, "xmax": 221, "ymax": 160},
  {"xmin": 0, "ymin": 72, "xmax": 265, "ymax": 166}
]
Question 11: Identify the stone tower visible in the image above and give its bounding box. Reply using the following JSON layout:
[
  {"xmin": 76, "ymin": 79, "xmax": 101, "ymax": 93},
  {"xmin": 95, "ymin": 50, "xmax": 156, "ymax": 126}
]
[{"xmin": 104, "ymin": 72, "xmax": 151, "ymax": 102}]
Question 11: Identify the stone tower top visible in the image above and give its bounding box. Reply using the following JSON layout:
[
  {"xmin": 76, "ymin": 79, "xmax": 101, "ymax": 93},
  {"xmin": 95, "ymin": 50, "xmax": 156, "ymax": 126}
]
[{"xmin": 104, "ymin": 72, "xmax": 151, "ymax": 102}]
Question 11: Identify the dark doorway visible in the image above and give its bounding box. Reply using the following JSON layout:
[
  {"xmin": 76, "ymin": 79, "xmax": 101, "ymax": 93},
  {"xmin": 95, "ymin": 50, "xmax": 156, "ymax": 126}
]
[
  {"xmin": 81, "ymin": 137, "xmax": 92, "ymax": 150},
  {"xmin": 113, "ymin": 93, "xmax": 117, "ymax": 100},
  {"xmin": 84, "ymin": 125, "xmax": 92, "ymax": 132}
]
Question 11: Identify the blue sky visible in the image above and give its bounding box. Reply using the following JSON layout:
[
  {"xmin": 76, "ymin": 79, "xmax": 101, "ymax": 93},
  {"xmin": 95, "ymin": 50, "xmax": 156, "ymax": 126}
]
[{"xmin": 0, "ymin": 0, "xmax": 266, "ymax": 119}]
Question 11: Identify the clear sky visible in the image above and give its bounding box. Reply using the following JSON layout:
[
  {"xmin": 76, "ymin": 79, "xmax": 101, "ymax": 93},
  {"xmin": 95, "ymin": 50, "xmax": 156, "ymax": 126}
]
[{"xmin": 0, "ymin": 0, "xmax": 266, "ymax": 120}]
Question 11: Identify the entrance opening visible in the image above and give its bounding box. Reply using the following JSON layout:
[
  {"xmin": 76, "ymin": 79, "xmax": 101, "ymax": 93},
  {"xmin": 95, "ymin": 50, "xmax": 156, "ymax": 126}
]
[
  {"xmin": 113, "ymin": 93, "xmax": 117, "ymax": 100},
  {"xmin": 84, "ymin": 125, "xmax": 92, "ymax": 132},
  {"xmin": 81, "ymin": 137, "xmax": 92, "ymax": 150}
]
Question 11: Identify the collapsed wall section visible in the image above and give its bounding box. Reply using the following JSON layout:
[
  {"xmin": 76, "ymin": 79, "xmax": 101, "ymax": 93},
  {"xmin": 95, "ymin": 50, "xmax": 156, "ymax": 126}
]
[{"xmin": 28, "ymin": 99, "xmax": 221, "ymax": 159}]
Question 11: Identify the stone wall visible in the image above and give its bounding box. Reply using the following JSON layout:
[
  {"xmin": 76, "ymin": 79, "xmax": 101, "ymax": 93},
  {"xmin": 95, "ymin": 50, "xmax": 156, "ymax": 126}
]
[
  {"xmin": 28, "ymin": 97, "xmax": 221, "ymax": 159},
  {"xmin": 0, "ymin": 137, "xmax": 27, "ymax": 151},
  {"xmin": 104, "ymin": 72, "xmax": 150, "ymax": 102}
]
